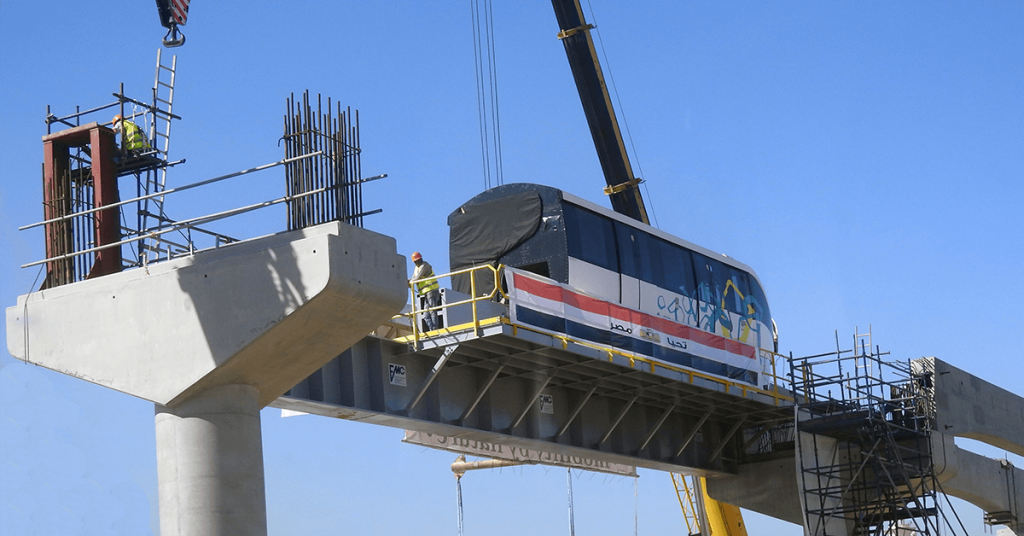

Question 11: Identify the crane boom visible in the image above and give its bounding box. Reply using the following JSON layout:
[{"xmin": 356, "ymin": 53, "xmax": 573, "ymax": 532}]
[{"xmin": 550, "ymin": 0, "xmax": 649, "ymax": 224}]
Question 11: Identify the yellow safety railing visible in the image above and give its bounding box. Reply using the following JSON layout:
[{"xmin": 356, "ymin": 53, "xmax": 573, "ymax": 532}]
[
  {"xmin": 758, "ymin": 347, "xmax": 794, "ymax": 406},
  {"xmin": 504, "ymin": 317, "xmax": 795, "ymax": 407},
  {"xmin": 396, "ymin": 263, "xmax": 506, "ymax": 347}
]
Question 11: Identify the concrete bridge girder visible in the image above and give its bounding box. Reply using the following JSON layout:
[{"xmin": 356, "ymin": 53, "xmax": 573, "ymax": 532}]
[{"xmin": 6, "ymin": 221, "xmax": 407, "ymax": 408}]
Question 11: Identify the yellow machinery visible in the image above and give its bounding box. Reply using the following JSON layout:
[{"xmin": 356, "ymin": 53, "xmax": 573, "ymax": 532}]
[{"xmin": 672, "ymin": 474, "xmax": 748, "ymax": 536}]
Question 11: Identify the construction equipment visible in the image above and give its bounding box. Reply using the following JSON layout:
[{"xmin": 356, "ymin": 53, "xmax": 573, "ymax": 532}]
[
  {"xmin": 674, "ymin": 474, "xmax": 748, "ymax": 536},
  {"xmin": 550, "ymin": 0, "xmax": 649, "ymax": 224},
  {"xmin": 550, "ymin": 1, "xmax": 749, "ymax": 532},
  {"xmin": 155, "ymin": 0, "xmax": 190, "ymax": 47}
]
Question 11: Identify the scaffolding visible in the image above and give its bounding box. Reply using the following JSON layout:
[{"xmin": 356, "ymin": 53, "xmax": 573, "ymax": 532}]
[
  {"xmin": 790, "ymin": 328, "xmax": 957, "ymax": 536},
  {"xmin": 30, "ymin": 54, "xmax": 385, "ymax": 289},
  {"xmin": 39, "ymin": 50, "xmax": 209, "ymax": 285}
]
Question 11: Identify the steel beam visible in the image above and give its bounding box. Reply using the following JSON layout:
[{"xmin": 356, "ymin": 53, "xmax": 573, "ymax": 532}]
[
  {"xmin": 404, "ymin": 343, "xmax": 459, "ymax": 414},
  {"xmin": 638, "ymin": 402, "xmax": 677, "ymax": 452},
  {"xmin": 709, "ymin": 416, "xmax": 747, "ymax": 464},
  {"xmin": 458, "ymin": 355, "xmax": 513, "ymax": 424},
  {"xmin": 599, "ymin": 393, "xmax": 639, "ymax": 446},
  {"xmin": 675, "ymin": 410, "xmax": 714, "ymax": 458},
  {"xmin": 508, "ymin": 374, "xmax": 555, "ymax": 432},
  {"xmin": 277, "ymin": 327, "xmax": 794, "ymax": 475},
  {"xmin": 556, "ymin": 383, "xmax": 599, "ymax": 438}
]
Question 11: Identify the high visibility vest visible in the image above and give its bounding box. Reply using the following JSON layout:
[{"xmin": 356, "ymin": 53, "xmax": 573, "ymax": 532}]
[
  {"xmin": 415, "ymin": 265, "xmax": 439, "ymax": 295},
  {"xmin": 122, "ymin": 120, "xmax": 150, "ymax": 151}
]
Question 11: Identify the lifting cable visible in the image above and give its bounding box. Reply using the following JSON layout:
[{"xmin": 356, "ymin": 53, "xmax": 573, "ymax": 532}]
[
  {"xmin": 567, "ymin": 468, "xmax": 576, "ymax": 536},
  {"xmin": 634, "ymin": 475, "xmax": 639, "ymax": 536},
  {"xmin": 470, "ymin": 0, "xmax": 504, "ymax": 190},
  {"xmin": 456, "ymin": 473, "xmax": 465, "ymax": 536}
]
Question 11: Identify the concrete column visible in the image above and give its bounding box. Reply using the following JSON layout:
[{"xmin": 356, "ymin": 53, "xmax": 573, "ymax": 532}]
[{"xmin": 155, "ymin": 384, "xmax": 267, "ymax": 536}]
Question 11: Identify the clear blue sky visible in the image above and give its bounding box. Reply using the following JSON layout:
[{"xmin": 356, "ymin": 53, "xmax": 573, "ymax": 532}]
[{"xmin": 2, "ymin": 1, "xmax": 1022, "ymax": 534}]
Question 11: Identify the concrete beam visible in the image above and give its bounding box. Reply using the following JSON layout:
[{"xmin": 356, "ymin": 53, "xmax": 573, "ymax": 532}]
[
  {"xmin": 6, "ymin": 221, "xmax": 407, "ymax": 408},
  {"xmin": 932, "ymin": 432, "xmax": 1023, "ymax": 534},
  {"xmin": 705, "ymin": 457, "xmax": 803, "ymax": 525},
  {"xmin": 917, "ymin": 357, "xmax": 1024, "ymax": 457}
]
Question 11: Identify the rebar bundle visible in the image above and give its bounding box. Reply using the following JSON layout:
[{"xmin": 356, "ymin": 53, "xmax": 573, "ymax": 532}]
[{"xmin": 283, "ymin": 91, "xmax": 364, "ymax": 230}]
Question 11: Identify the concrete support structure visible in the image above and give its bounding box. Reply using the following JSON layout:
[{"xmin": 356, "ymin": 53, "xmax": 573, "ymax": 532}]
[
  {"xmin": 704, "ymin": 457, "xmax": 802, "ymax": 525},
  {"xmin": 920, "ymin": 357, "xmax": 1024, "ymax": 458},
  {"xmin": 155, "ymin": 384, "xmax": 267, "ymax": 536},
  {"xmin": 7, "ymin": 221, "xmax": 407, "ymax": 535},
  {"xmin": 703, "ymin": 357, "xmax": 1024, "ymax": 535},
  {"xmin": 932, "ymin": 432, "xmax": 1023, "ymax": 534}
]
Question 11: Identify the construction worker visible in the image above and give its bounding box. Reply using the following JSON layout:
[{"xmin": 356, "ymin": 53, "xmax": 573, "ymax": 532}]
[
  {"xmin": 411, "ymin": 252, "xmax": 441, "ymax": 331},
  {"xmin": 111, "ymin": 114, "xmax": 150, "ymax": 154}
]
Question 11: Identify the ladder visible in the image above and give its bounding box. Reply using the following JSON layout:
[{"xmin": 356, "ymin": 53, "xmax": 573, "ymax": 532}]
[
  {"xmin": 139, "ymin": 49, "xmax": 178, "ymax": 260},
  {"xmin": 851, "ymin": 325, "xmax": 875, "ymax": 403}
]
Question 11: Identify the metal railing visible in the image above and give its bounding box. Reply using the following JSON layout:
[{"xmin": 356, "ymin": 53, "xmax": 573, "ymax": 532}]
[
  {"xmin": 505, "ymin": 320, "xmax": 795, "ymax": 405},
  {"xmin": 21, "ymin": 152, "xmax": 326, "ymax": 272},
  {"xmin": 400, "ymin": 263, "xmax": 505, "ymax": 347},
  {"xmin": 395, "ymin": 265, "xmax": 794, "ymax": 407}
]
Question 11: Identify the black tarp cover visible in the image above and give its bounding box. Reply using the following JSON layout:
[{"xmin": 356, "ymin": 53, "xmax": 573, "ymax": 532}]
[{"xmin": 449, "ymin": 191, "xmax": 542, "ymax": 295}]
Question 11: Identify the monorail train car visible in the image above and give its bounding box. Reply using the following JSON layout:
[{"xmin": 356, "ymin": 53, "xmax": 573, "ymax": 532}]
[{"xmin": 448, "ymin": 183, "xmax": 776, "ymax": 387}]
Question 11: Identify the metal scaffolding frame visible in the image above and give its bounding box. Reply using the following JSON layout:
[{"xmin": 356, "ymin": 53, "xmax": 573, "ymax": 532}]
[
  {"xmin": 40, "ymin": 50, "xmax": 192, "ymax": 283},
  {"xmin": 30, "ymin": 52, "xmax": 389, "ymax": 289},
  {"xmin": 790, "ymin": 329, "xmax": 958, "ymax": 536}
]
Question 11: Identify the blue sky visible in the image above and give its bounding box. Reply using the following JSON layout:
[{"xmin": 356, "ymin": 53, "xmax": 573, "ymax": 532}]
[{"xmin": 2, "ymin": 1, "xmax": 1022, "ymax": 534}]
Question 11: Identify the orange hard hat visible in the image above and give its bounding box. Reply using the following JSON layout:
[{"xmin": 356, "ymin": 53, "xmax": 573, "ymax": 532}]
[
  {"xmin": 411, "ymin": 252, "xmax": 422, "ymax": 262},
  {"xmin": 112, "ymin": 114, "xmax": 122, "ymax": 125}
]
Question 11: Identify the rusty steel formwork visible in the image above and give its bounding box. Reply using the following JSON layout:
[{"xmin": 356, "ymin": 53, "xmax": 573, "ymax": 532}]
[
  {"xmin": 39, "ymin": 123, "xmax": 122, "ymax": 289},
  {"xmin": 282, "ymin": 91, "xmax": 367, "ymax": 230}
]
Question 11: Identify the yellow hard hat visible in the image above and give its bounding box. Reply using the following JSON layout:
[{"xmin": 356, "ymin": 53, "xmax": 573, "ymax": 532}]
[{"xmin": 411, "ymin": 252, "xmax": 422, "ymax": 262}]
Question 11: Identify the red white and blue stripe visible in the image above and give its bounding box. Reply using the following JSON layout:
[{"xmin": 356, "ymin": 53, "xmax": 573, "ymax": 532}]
[{"xmin": 506, "ymin": 268, "xmax": 761, "ymax": 385}]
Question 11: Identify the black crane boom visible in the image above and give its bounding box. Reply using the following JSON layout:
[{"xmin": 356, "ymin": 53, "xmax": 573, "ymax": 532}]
[{"xmin": 550, "ymin": 0, "xmax": 649, "ymax": 224}]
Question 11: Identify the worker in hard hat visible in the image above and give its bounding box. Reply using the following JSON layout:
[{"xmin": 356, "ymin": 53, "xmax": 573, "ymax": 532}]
[
  {"xmin": 111, "ymin": 114, "xmax": 150, "ymax": 154},
  {"xmin": 411, "ymin": 252, "xmax": 441, "ymax": 331}
]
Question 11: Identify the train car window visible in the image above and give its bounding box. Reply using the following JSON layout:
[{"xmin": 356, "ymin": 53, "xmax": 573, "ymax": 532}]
[
  {"xmin": 615, "ymin": 222, "xmax": 639, "ymax": 279},
  {"xmin": 636, "ymin": 231, "xmax": 663, "ymax": 286},
  {"xmin": 748, "ymin": 277, "xmax": 772, "ymax": 322},
  {"xmin": 721, "ymin": 267, "xmax": 751, "ymax": 315},
  {"xmin": 518, "ymin": 261, "xmax": 550, "ymax": 279},
  {"xmin": 659, "ymin": 241, "xmax": 695, "ymax": 297},
  {"xmin": 563, "ymin": 204, "xmax": 617, "ymax": 272},
  {"xmin": 693, "ymin": 253, "xmax": 723, "ymax": 307},
  {"xmin": 694, "ymin": 253, "xmax": 753, "ymax": 315}
]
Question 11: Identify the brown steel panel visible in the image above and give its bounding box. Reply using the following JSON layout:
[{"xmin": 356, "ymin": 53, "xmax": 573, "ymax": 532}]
[{"xmin": 88, "ymin": 126, "xmax": 121, "ymax": 279}]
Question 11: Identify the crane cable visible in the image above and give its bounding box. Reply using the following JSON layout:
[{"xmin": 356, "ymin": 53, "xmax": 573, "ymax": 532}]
[
  {"xmin": 583, "ymin": 0, "xmax": 660, "ymax": 229},
  {"xmin": 634, "ymin": 475, "xmax": 639, "ymax": 536},
  {"xmin": 567, "ymin": 468, "xmax": 576, "ymax": 536},
  {"xmin": 470, "ymin": 0, "xmax": 504, "ymax": 190},
  {"xmin": 456, "ymin": 474, "xmax": 465, "ymax": 536}
]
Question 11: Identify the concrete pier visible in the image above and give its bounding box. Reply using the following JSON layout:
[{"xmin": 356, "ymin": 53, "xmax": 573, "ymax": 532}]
[
  {"xmin": 155, "ymin": 384, "xmax": 267, "ymax": 536},
  {"xmin": 6, "ymin": 221, "xmax": 408, "ymax": 534}
]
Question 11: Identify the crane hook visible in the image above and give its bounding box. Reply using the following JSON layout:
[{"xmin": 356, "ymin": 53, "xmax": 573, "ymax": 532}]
[{"xmin": 162, "ymin": 24, "xmax": 186, "ymax": 48}]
